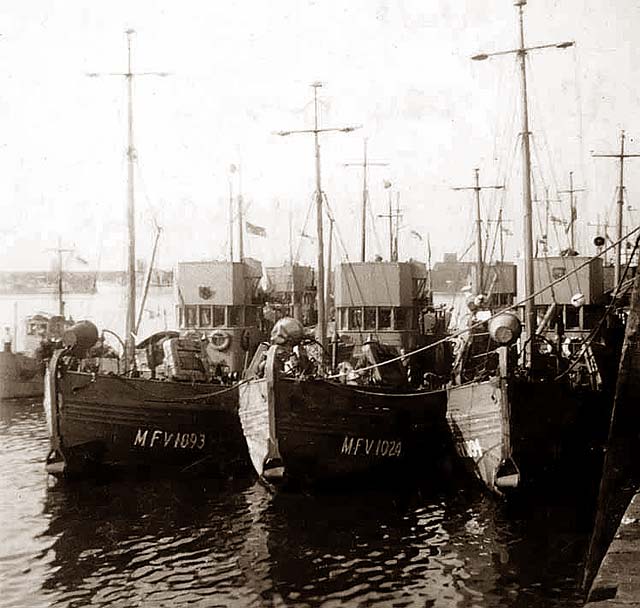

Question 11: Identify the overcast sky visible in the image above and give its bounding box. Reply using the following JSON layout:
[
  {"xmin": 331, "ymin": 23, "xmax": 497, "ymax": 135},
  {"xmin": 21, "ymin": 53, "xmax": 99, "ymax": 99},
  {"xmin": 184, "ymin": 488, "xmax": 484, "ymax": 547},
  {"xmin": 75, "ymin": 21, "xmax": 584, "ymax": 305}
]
[{"xmin": 0, "ymin": 0, "xmax": 638, "ymax": 272}]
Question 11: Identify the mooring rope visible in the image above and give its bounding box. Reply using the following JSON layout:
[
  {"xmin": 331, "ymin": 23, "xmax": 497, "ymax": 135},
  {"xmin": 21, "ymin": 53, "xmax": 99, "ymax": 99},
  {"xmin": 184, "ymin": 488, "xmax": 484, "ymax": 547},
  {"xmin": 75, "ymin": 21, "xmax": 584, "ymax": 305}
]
[{"xmin": 324, "ymin": 224, "xmax": 640, "ymax": 380}]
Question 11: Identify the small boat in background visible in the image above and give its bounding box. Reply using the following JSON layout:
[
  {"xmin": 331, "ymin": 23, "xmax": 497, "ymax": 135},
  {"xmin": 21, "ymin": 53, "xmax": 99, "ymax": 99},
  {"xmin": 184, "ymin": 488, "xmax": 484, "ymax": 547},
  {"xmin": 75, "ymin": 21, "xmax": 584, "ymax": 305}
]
[{"xmin": 0, "ymin": 313, "xmax": 70, "ymax": 401}]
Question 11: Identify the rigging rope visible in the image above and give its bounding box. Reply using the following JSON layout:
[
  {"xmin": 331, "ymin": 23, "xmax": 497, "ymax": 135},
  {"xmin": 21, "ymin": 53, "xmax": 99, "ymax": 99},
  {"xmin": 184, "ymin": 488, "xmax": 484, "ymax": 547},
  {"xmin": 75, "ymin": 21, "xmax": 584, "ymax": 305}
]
[{"xmin": 324, "ymin": 223, "xmax": 640, "ymax": 379}]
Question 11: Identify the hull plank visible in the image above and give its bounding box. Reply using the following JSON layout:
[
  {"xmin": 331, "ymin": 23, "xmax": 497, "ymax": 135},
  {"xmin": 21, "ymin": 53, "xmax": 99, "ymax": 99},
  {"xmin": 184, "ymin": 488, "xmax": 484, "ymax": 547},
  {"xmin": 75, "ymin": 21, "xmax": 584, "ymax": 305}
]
[
  {"xmin": 239, "ymin": 362, "xmax": 449, "ymax": 487},
  {"xmin": 446, "ymin": 380, "xmax": 504, "ymax": 492},
  {"xmin": 447, "ymin": 373, "xmax": 611, "ymax": 496},
  {"xmin": 47, "ymin": 363, "xmax": 249, "ymax": 477}
]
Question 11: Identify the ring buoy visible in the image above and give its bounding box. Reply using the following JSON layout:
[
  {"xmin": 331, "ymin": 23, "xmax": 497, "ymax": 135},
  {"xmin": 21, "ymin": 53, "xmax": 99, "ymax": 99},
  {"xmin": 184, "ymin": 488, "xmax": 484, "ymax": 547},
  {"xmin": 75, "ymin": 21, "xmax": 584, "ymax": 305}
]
[
  {"xmin": 240, "ymin": 329, "xmax": 251, "ymax": 351},
  {"xmin": 209, "ymin": 330, "xmax": 232, "ymax": 352}
]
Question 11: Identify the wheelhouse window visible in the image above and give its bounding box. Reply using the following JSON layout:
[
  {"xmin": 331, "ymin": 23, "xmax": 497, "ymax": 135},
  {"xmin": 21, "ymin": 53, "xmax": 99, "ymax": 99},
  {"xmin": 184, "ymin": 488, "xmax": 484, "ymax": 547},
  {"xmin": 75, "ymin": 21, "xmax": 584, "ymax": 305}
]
[
  {"xmin": 212, "ymin": 306, "xmax": 225, "ymax": 327},
  {"xmin": 394, "ymin": 307, "xmax": 408, "ymax": 330},
  {"xmin": 228, "ymin": 306, "xmax": 243, "ymax": 326},
  {"xmin": 378, "ymin": 307, "xmax": 392, "ymax": 330},
  {"xmin": 199, "ymin": 305, "xmax": 212, "ymax": 327},
  {"xmin": 364, "ymin": 307, "xmax": 376, "ymax": 330},
  {"xmin": 339, "ymin": 308, "xmax": 349, "ymax": 331},
  {"xmin": 565, "ymin": 305, "xmax": 580, "ymax": 330},
  {"xmin": 185, "ymin": 306, "xmax": 197, "ymax": 327},
  {"xmin": 349, "ymin": 307, "xmax": 362, "ymax": 330},
  {"xmin": 176, "ymin": 305, "xmax": 183, "ymax": 327}
]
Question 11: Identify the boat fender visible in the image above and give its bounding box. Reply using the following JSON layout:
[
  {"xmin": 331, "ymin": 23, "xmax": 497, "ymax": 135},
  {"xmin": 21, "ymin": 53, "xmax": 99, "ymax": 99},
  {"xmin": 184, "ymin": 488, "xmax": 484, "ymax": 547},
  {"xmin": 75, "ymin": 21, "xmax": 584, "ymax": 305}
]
[
  {"xmin": 209, "ymin": 330, "xmax": 232, "ymax": 352},
  {"xmin": 488, "ymin": 312, "xmax": 522, "ymax": 346},
  {"xmin": 62, "ymin": 321, "xmax": 99, "ymax": 357},
  {"xmin": 240, "ymin": 329, "xmax": 251, "ymax": 351}
]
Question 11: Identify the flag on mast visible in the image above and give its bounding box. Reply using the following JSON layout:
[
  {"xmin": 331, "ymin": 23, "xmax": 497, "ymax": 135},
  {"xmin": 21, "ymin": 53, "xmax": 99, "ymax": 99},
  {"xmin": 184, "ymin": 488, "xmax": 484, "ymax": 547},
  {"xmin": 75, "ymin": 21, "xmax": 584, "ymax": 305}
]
[{"xmin": 246, "ymin": 221, "xmax": 267, "ymax": 237}]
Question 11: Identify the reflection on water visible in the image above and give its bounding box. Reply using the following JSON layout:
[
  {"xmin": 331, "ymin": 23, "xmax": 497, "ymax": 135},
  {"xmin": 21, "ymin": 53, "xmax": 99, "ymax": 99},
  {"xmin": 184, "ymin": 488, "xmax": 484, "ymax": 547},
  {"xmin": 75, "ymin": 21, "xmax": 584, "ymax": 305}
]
[{"xmin": 0, "ymin": 399, "xmax": 591, "ymax": 608}]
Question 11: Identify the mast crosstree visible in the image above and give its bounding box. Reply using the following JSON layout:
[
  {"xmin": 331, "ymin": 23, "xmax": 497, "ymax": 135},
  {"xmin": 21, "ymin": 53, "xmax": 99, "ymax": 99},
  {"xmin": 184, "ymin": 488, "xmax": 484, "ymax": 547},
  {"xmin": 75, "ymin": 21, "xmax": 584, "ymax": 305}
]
[
  {"xmin": 472, "ymin": 0, "xmax": 574, "ymax": 365},
  {"xmin": 275, "ymin": 83, "xmax": 359, "ymax": 350},
  {"xmin": 87, "ymin": 30, "xmax": 169, "ymax": 368},
  {"xmin": 593, "ymin": 130, "xmax": 640, "ymax": 288},
  {"xmin": 453, "ymin": 168, "xmax": 504, "ymax": 294}
]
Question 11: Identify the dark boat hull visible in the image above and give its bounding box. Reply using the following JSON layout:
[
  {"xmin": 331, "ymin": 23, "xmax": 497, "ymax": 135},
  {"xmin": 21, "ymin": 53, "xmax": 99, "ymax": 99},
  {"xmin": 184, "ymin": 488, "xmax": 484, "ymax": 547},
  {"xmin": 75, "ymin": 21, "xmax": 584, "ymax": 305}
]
[
  {"xmin": 0, "ymin": 351, "xmax": 44, "ymax": 400},
  {"xmin": 239, "ymin": 351, "xmax": 449, "ymax": 487},
  {"xmin": 44, "ymin": 352, "xmax": 249, "ymax": 478},
  {"xmin": 447, "ymin": 377, "xmax": 611, "ymax": 496}
]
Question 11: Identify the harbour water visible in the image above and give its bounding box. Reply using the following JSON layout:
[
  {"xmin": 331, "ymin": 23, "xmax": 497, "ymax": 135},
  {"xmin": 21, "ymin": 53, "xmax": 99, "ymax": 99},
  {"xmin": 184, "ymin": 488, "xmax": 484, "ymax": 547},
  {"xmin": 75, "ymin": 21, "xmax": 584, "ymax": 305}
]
[{"xmin": 0, "ymin": 289, "xmax": 595, "ymax": 607}]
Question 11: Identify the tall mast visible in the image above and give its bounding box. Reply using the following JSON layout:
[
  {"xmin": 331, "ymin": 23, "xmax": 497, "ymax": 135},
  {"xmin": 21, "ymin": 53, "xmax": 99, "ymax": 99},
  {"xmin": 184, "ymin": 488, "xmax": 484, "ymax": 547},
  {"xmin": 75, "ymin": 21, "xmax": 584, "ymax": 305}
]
[
  {"xmin": 288, "ymin": 207, "xmax": 294, "ymax": 266},
  {"xmin": 593, "ymin": 131, "xmax": 640, "ymax": 288},
  {"xmin": 393, "ymin": 192, "xmax": 401, "ymax": 262},
  {"xmin": 388, "ymin": 186, "xmax": 393, "ymax": 260},
  {"xmin": 276, "ymin": 83, "xmax": 359, "ymax": 350},
  {"xmin": 472, "ymin": 0, "xmax": 574, "ymax": 363},
  {"xmin": 88, "ymin": 30, "xmax": 168, "ymax": 367},
  {"xmin": 312, "ymin": 84, "xmax": 325, "ymax": 346},
  {"xmin": 228, "ymin": 166, "xmax": 235, "ymax": 261},
  {"xmin": 516, "ymin": 1, "xmax": 535, "ymax": 351},
  {"xmin": 361, "ymin": 140, "xmax": 367, "ymax": 262},
  {"xmin": 344, "ymin": 139, "xmax": 387, "ymax": 262},
  {"xmin": 453, "ymin": 167, "xmax": 503, "ymax": 294},
  {"xmin": 48, "ymin": 237, "xmax": 73, "ymax": 317},
  {"xmin": 326, "ymin": 214, "xmax": 334, "ymax": 323},
  {"xmin": 238, "ymin": 163, "xmax": 244, "ymax": 261},
  {"xmin": 559, "ymin": 171, "xmax": 585, "ymax": 252},
  {"xmin": 57, "ymin": 238, "xmax": 64, "ymax": 316},
  {"xmin": 474, "ymin": 170, "xmax": 483, "ymax": 289},
  {"xmin": 125, "ymin": 30, "xmax": 137, "ymax": 359}
]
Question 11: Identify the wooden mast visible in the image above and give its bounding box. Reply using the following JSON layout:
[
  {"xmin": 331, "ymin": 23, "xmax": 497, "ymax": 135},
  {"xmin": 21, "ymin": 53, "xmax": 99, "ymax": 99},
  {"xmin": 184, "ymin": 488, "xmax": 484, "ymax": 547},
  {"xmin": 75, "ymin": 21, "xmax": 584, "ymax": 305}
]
[
  {"xmin": 228, "ymin": 167, "xmax": 235, "ymax": 261},
  {"xmin": 50, "ymin": 237, "xmax": 73, "ymax": 317},
  {"xmin": 276, "ymin": 83, "xmax": 359, "ymax": 350},
  {"xmin": 125, "ymin": 29, "xmax": 137, "ymax": 364},
  {"xmin": 87, "ymin": 30, "xmax": 168, "ymax": 367},
  {"xmin": 344, "ymin": 139, "xmax": 387, "ymax": 262},
  {"xmin": 515, "ymin": 1, "xmax": 536, "ymax": 359},
  {"xmin": 593, "ymin": 131, "xmax": 640, "ymax": 288},
  {"xmin": 237, "ymin": 163, "xmax": 244, "ymax": 262},
  {"xmin": 312, "ymin": 83, "xmax": 327, "ymax": 349},
  {"xmin": 558, "ymin": 171, "xmax": 585, "ymax": 252},
  {"xmin": 453, "ymin": 168, "xmax": 503, "ymax": 294},
  {"xmin": 472, "ymin": 0, "xmax": 574, "ymax": 362}
]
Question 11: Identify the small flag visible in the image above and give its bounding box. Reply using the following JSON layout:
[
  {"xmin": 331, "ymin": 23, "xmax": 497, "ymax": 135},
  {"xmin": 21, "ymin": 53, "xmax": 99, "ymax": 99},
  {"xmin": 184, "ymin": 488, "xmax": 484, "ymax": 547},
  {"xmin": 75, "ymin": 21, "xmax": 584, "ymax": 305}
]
[
  {"xmin": 410, "ymin": 230, "xmax": 423, "ymax": 241},
  {"xmin": 300, "ymin": 231, "xmax": 314, "ymax": 240},
  {"xmin": 230, "ymin": 164, "xmax": 237, "ymax": 174},
  {"xmin": 74, "ymin": 255, "xmax": 89, "ymax": 265},
  {"xmin": 383, "ymin": 180, "xmax": 392, "ymax": 189},
  {"xmin": 246, "ymin": 221, "xmax": 267, "ymax": 237}
]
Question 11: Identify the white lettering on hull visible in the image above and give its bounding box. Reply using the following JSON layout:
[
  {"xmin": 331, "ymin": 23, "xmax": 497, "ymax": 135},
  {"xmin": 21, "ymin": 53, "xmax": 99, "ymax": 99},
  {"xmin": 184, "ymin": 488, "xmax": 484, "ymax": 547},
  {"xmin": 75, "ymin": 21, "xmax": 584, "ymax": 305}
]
[
  {"xmin": 132, "ymin": 429, "xmax": 206, "ymax": 450},
  {"xmin": 341, "ymin": 436, "xmax": 402, "ymax": 457}
]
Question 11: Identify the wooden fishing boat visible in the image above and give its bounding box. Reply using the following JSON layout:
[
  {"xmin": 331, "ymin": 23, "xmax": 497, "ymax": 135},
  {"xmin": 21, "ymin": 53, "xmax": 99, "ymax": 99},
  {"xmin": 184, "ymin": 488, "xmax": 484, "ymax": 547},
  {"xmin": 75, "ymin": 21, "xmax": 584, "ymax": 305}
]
[
  {"xmin": 239, "ymin": 319, "xmax": 449, "ymax": 487},
  {"xmin": 446, "ymin": 2, "xmax": 623, "ymax": 498},
  {"xmin": 44, "ymin": 261, "xmax": 263, "ymax": 478},
  {"xmin": 44, "ymin": 32, "xmax": 262, "ymax": 479},
  {"xmin": 239, "ymin": 84, "xmax": 452, "ymax": 487},
  {"xmin": 44, "ymin": 328, "xmax": 248, "ymax": 478}
]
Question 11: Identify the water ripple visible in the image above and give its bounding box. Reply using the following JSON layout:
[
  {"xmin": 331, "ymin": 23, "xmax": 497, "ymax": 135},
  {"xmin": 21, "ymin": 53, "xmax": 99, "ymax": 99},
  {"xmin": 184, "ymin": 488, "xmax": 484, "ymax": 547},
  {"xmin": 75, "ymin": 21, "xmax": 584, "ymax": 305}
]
[{"xmin": 0, "ymin": 401, "xmax": 591, "ymax": 607}]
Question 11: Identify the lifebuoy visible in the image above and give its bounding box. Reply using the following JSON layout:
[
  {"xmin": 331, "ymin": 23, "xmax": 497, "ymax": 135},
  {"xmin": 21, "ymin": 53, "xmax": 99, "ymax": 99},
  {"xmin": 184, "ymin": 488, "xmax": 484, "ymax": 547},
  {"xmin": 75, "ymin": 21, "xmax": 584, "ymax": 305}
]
[
  {"xmin": 240, "ymin": 329, "xmax": 251, "ymax": 351},
  {"xmin": 209, "ymin": 330, "xmax": 232, "ymax": 351}
]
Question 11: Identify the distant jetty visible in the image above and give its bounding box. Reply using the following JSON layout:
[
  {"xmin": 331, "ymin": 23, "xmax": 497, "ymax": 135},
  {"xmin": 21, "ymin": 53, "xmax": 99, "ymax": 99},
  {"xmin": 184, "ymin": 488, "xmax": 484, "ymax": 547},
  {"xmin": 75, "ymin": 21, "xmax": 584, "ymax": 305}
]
[{"xmin": 0, "ymin": 269, "xmax": 173, "ymax": 294}]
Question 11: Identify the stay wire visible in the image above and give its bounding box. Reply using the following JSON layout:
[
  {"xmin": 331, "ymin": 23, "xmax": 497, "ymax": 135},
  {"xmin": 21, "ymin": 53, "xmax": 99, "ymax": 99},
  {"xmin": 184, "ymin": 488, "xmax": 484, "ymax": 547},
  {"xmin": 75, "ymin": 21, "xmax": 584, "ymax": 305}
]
[{"xmin": 324, "ymin": 223, "xmax": 640, "ymax": 379}]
